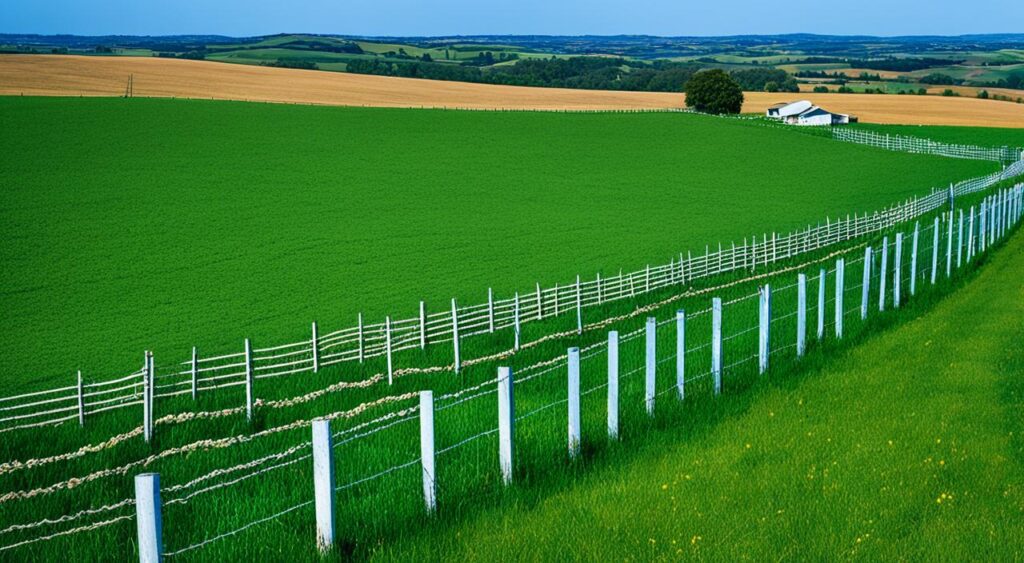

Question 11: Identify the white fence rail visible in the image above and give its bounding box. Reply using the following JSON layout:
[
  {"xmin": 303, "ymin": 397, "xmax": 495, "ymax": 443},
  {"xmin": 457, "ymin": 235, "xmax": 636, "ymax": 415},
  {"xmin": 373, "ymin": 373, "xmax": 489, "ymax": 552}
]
[
  {"xmin": 2, "ymin": 148, "xmax": 1023, "ymax": 436},
  {"xmin": 4, "ymin": 182, "xmax": 1020, "ymax": 558},
  {"xmin": 833, "ymin": 127, "xmax": 1024, "ymax": 164}
]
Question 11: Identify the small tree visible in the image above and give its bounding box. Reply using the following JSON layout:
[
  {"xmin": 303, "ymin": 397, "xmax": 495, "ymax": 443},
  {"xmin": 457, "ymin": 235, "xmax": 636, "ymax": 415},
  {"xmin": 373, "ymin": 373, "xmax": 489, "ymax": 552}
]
[
  {"xmin": 977, "ymin": 89, "xmax": 989, "ymax": 99},
  {"xmin": 684, "ymin": 69, "xmax": 744, "ymax": 114},
  {"xmin": 813, "ymin": 85, "xmax": 829, "ymax": 93},
  {"xmin": 763, "ymin": 81, "xmax": 779, "ymax": 93}
]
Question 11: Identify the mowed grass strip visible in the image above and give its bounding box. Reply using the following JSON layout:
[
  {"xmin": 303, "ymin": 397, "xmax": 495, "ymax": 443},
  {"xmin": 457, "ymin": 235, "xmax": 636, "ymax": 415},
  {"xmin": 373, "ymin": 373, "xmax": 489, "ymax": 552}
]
[
  {"xmin": 371, "ymin": 230, "xmax": 1024, "ymax": 561},
  {"xmin": 0, "ymin": 96, "xmax": 996, "ymax": 386}
]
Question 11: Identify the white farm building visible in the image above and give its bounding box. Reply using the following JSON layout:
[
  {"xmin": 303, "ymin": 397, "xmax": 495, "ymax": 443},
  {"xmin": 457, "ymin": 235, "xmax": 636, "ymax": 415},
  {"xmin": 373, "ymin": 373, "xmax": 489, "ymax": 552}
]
[{"xmin": 766, "ymin": 100, "xmax": 852, "ymax": 126}]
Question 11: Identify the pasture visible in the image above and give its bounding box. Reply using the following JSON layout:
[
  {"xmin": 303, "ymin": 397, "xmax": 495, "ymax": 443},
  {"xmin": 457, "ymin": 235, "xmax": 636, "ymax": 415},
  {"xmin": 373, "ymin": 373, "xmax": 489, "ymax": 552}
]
[
  {"xmin": 373, "ymin": 228, "xmax": 1024, "ymax": 561},
  {"xmin": 0, "ymin": 96, "xmax": 995, "ymax": 387},
  {"xmin": 4, "ymin": 55, "xmax": 1024, "ymax": 126}
]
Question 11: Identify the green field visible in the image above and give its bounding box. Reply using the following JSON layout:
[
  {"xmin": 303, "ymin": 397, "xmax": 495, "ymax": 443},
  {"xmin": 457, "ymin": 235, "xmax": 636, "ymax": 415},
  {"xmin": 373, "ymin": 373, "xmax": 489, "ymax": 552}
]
[
  {"xmin": 374, "ymin": 228, "xmax": 1024, "ymax": 561},
  {"xmin": 0, "ymin": 97, "xmax": 997, "ymax": 389}
]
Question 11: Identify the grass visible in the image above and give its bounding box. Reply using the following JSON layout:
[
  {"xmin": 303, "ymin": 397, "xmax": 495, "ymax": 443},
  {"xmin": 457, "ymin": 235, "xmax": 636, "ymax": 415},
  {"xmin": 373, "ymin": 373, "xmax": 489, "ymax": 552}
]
[
  {"xmin": 0, "ymin": 182, "xmax": 1014, "ymax": 560},
  {"xmin": 0, "ymin": 97, "xmax": 996, "ymax": 389},
  {"xmin": 371, "ymin": 224, "xmax": 1024, "ymax": 561},
  {"xmin": 851, "ymin": 123, "xmax": 1024, "ymax": 150}
]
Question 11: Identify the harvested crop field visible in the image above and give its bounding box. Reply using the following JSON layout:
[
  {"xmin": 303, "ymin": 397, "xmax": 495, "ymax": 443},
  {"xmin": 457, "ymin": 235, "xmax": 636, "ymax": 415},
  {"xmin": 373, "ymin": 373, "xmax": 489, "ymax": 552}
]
[{"xmin": 3, "ymin": 54, "xmax": 1024, "ymax": 126}]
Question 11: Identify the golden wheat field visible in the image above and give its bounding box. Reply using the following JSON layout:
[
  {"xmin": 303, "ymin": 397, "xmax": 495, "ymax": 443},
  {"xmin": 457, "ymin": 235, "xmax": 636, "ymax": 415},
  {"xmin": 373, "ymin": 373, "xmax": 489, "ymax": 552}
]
[{"xmin": 2, "ymin": 55, "xmax": 1024, "ymax": 126}]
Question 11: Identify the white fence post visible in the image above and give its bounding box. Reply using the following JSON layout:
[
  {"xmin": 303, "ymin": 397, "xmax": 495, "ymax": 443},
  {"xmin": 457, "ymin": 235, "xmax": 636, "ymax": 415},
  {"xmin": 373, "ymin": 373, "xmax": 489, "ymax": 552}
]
[
  {"xmin": 134, "ymin": 473, "xmax": 163, "ymax": 563},
  {"xmin": 835, "ymin": 259, "xmax": 845, "ymax": 339},
  {"xmin": 143, "ymin": 351, "xmax": 152, "ymax": 443},
  {"xmin": 419, "ymin": 391, "xmax": 436, "ymax": 514},
  {"xmin": 931, "ymin": 218, "xmax": 940, "ymax": 284},
  {"xmin": 861, "ymin": 247, "xmax": 871, "ymax": 320},
  {"xmin": 451, "ymin": 298, "xmax": 460, "ymax": 374},
  {"xmin": 513, "ymin": 292, "xmax": 521, "ymax": 351},
  {"xmin": 910, "ymin": 223, "xmax": 919, "ymax": 296},
  {"xmin": 797, "ymin": 274, "xmax": 807, "ymax": 357},
  {"xmin": 312, "ymin": 419, "xmax": 335, "ymax": 552},
  {"xmin": 76, "ymin": 370, "xmax": 84, "ymax": 427},
  {"xmin": 645, "ymin": 317, "xmax": 656, "ymax": 416},
  {"xmin": 894, "ymin": 233, "xmax": 903, "ymax": 309},
  {"xmin": 487, "ymin": 288, "xmax": 495, "ymax": 333},
  {"xmin": 712, "ymin": 298, "xmax": 722, "ymax": 396},
  {"xmin": 357, "ymin": 313, "xmax": 364, "ymax": 363},
  {"xmin": 607, "ymin": 331, "xmax": 619, "ymax": 440},
  {"xmin": 244, "ymin": 339, "xmax": 254, "ymax": 422},
  {"xmin": 497, "ymin": 366, "xmax": 515, "ymax": 485},
  {"xmin": 817, "ymin": 268, "xmax": 826, "ymax": 340},
  {"xmin": 419, "ymin": 301, "xmax": 426, "ymax": 350},
  {"xmin": 568, "ymin": 347, "xmax": 581, "ymax": 458},
  {"xmin": 759, "ymin": 285, "xmax": 771, "ymax": 374},
  {"xmin": 946, "ymin": 210, "xmax": 954, "ymax": 277},
  {"xmin": 311, "ymin": 321, "xmax": 319, "ymax": 374},
  {"xmin": 575, "ymin": 275, "xmax": 583, "ymax": 334},
  {"xmin": 957, "ymin": 210, "xmax": 964, "ymax": 269},
  {"xmin": 879, "ymin": 237, "xmax": 889, "ymax": 311},
  {"xmin": 535, "ymin": 283, "xmax": 542, "ymax": 320},
  {"xmin": 676, "ymin": 310, "xmax": 685, "ymax": 400},
  {"xmin": 190, "ymin": 346, "xmax": 198, "ymax": 401},
  {"xmin": 385, "ymin": 316, "xmax": 393, "ymax": 386}
]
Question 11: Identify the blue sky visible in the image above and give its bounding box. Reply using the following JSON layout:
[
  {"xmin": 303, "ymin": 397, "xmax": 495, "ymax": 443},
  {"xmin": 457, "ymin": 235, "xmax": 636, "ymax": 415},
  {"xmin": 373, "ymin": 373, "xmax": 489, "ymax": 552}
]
[{"xmin": 3, "ymin": 0, "xmax": 1022, "ymax": 37}]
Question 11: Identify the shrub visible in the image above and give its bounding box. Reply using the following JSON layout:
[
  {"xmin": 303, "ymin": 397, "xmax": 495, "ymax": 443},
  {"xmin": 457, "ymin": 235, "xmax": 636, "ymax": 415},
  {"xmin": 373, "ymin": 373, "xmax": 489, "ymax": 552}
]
[
  {"xmin": 684, "ymin": 69, "xmax": 744, "ymax": 114},
  {"xmin": 813, "ymin": 86, "xmax": 829, "ymax": 93},
  {"xmin": 978, "ymin": 90, "xmax": 989, "ymax": 99},
  {"xmin": 837, "ymin": 86, "xmax": 854, "ymax": 93}
]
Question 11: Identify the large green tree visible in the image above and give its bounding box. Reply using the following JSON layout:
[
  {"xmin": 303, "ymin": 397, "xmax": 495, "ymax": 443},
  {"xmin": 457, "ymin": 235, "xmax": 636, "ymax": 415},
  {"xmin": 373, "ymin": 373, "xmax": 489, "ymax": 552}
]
[{"xmin": 684, "ymin": 69, "xmax": 744, "ymax": 114}]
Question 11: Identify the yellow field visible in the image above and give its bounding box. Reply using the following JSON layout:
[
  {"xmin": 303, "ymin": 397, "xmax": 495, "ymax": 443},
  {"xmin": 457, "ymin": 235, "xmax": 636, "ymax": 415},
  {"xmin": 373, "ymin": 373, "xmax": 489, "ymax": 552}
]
[{"xmin": 3, "ymin": 55, "xmax": 1024, "ymax": 127}]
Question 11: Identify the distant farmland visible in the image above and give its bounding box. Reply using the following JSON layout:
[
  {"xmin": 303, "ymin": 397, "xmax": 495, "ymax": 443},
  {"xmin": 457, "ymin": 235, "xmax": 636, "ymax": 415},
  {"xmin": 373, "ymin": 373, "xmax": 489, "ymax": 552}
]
[
  {"xmin": 0, "ymin": 96, "xmax": 995, "ymax": 388},
  {"xmin": 3, "ymin": 55, "xmax": 1024, "ymax": 126}
]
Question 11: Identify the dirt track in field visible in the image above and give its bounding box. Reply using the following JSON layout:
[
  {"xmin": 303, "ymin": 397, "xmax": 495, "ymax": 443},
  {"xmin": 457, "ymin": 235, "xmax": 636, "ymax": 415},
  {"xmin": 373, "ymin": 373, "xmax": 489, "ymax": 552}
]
[{"xmin": 3, "ymin": 55, "xmax": 1024, "ymax": 127}]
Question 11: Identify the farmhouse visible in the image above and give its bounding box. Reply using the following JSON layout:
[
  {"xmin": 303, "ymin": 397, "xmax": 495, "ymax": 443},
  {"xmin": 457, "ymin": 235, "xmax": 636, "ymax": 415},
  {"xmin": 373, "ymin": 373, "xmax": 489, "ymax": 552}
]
[{"xmin": 766, "ymin": 100, "xmax": 852, "ymax": 126}]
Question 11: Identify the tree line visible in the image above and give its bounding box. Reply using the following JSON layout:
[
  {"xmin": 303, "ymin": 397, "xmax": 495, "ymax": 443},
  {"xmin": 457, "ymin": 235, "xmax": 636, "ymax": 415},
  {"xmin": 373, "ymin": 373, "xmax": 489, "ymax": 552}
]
[{"xmin": 344, "ymin": 56, "xmax": 799, "ymax": 93}]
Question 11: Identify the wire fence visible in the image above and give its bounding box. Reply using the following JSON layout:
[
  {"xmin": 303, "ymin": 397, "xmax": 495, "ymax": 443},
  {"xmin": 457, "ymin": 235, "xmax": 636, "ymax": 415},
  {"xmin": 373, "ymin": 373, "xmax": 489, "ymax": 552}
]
[
  {"xmin": 1, "ymin": 182, "xmax": 1021, "ymax": 558},
  {"xmin": 833, "ymin": 127, "xmax": 1024, "ymax": 164},
  {"xmin": 1, "ymin": 150, "xmax": 1022, "ymax": 439}
]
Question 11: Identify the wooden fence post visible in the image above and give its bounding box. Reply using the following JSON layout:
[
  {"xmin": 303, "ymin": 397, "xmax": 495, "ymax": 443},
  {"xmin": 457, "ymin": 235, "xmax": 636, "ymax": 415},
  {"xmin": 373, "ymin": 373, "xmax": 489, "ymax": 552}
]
[
  {"xmin": 244, "ymin": 339, "xmax": 254, "ymax": 422},
  {"xmin": 497, "ymin": 366, "xmax": 515, "ymax": 485},
  {"xmin": 568, "ymin": 347, "xmax": 581, "ymax": 458},
  {"xmin": 946, "ymin": 210, "xmax": 954, "ymax": 277},
  {"xmin": 312, "ymin": 419, "xmax": 335, "ymax": 552},
  {"xmin": 608, "ymin": 331, "xmax": 619, "ymax": 440},
  {"xmin": 910, "ymin": 223, "xmax": 919, "ymax": 296},
  {"xmin": 817, "ymin": 268, "xmax": 826, "ymax": 340},
  {"xmin": 311, "ymin": 321, "xmax": 319, "ymax": 374},
  {"xmin": 385, "ymin": 316, "xmax": 393, "ymax": 385},
  {"xmin": 419, "ymin": 301, "xmax": 426, "ymax": 350},
  {"xmin": 77, "ymin": 370, "xmax": 84, "ymax": 427},
  {"xmin": 676, "ymin": 310, "xmax": 686, "ymax": 400},
  {"xmin": 451, "ymin": 299, "xmax": 460, "ymax": 374},
  {"xmin": 645, "ymin": 317, "xmax": 656, "ymax": 416},
  {"xmin": 190, "ymin": 346, "xmax": 198, "ymax": 401},
  {"xmin": 879, "ymin": 237, "xmax": 889, "ymax": 310},
  {"xmin": 759, "ymin": 285, "xmax": 771, "ymax": 374},
  {"xmin": 835, "ymin": 259, "xmax": 844, "ymax": 338},
  {"xmin": 893, "ymin": 233, "xmax": 903, "ymax": 309},
  {"xmin": 134, "ymin": 473, "xmax": 163, "ymax": 563},
  {"xmin": 861, "ymin": 247, "xmax": 871, "ymax": 320},
  {"xmin": 712, "ymin": 298, "xmax": 722, "ymax": 396},
  {"xmin": 797, "ymin": 274, "xmax": 807, "ymax": 357},
  {"xmin": 575, "ymin": 275, "xmax": 583, "ymax": 334},
  {"xmin": 420, "ymin": 391, "xmax": 436, "ymax": 514}
]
